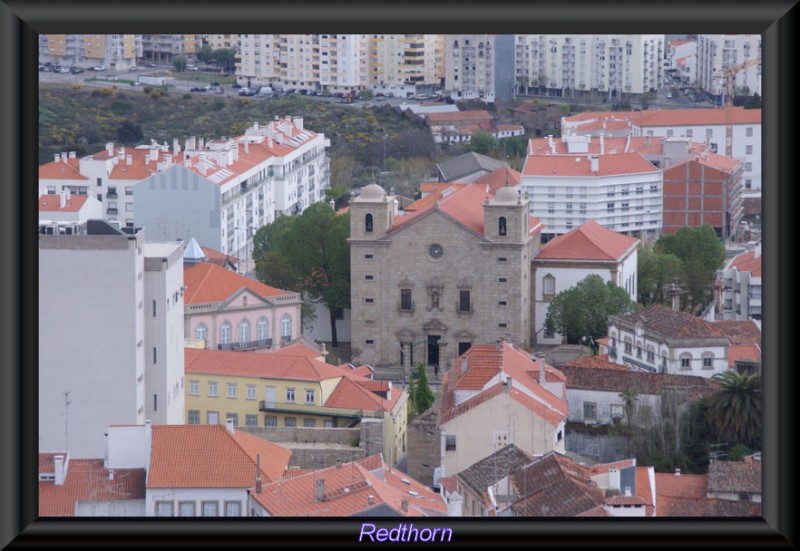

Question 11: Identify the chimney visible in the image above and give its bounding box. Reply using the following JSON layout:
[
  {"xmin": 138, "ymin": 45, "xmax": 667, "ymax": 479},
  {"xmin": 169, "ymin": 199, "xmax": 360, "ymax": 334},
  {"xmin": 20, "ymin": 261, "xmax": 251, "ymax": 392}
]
[
  {"xmin": 368, "ymin": 495, "xmax": 374, "ymax": 506},
  {"xmin": 255, "ymin": 454, "xmax": 262, "ymax": 494},
  {"xmin": 226, "ymin": 417, "xmax": 235, "ymax": 434},
  {"xmin": 293, "ymin": 116, "xmax": 304, "ymax": 131},
  {"xmin": 608, "ymin": 467, "xmax": 621, "ymax": 492},
  {"xmin": 268, "ymin": 138, "xmax": 273, "ymax": 149},
  {"xmin": 504, "ymin": 376, "xmax": 513, "ymax": 393},
  {"xmin": 61, "ymin": 152, "xmax": 68, "ymax": 163},
  {"xmin": 600, "ymin": 134, "xmax": 605, "ymax": 155},
  {"xmin": 386, "ymin": 381, "xmax": 392, "ymax": 402},
  {"xmin": 539, "ymin": 363, "xmax": 545, "ymax": 385},
  {"xmin": 244, "ymin": 141, "xmax": 249, "ymax": 154},
  {"xmin": 106, "ymin": 142, "xmax": 114, "ymax": 156},
  {"xmin": 198, "ymin": 138, "xmax": 205, "ymax": 150},
  {"xmin": 589, "ymin": 155, "xmax": 599, "ymax": 173},
  {"xmin": 54, "ymin": 154, "xmax": 60, "ymax": 163},
  {"xmin": 69, "ymin": 151, "xmax": 76, "ymax": 159},
  {"xmin": 53, "ymin": 455, "xmax": 66, "ymax": 486},
  {"xmin": 315, "ymin": 478, "xmax": 326, "ymax": 501},
  {"xmin": 126, "ymin": 155, "xmax": 132, "ymax": 166},
  {"xmin": 108, "ymin": 469, "xmax": 115, "ymax": 481},
  {"xmin": 625, "ymin": 135, "xmax": 631, "ymax": 153},
  {"xmin": 401, "ymin": 498, "xmax": 408, "ymax": 512},
  {"xmin": 336, "ymin": 460, "xmax": 342, "ymax": 469},
  {"xmin": 173, "ymin": 138, "xmax": 180, "ymax": 154},
  {"xmin": 59, "ymin": 189, "xmax": 66, "ymax": 209},
  {"xmin": 675, "ymin": 468, "xmax": 681, "ymax": 476},
  {"xmin": 185, "ymin": 138, "xmax": 192, "ymax": 152}
]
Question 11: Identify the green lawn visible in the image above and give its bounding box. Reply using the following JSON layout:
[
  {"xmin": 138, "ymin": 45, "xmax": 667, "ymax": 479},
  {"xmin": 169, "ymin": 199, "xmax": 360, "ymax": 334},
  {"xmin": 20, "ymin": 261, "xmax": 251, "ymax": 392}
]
[{"xmin": 172, "ymin": 71, "xmax": 236, "ymax": 85}]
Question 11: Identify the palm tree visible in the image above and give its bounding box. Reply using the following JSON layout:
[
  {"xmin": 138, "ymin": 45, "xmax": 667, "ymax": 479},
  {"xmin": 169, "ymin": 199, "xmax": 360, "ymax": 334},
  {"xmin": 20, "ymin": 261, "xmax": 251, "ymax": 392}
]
[{"xmin": 706, "ymin": 371, "xmax": 762, "ymax": 450}]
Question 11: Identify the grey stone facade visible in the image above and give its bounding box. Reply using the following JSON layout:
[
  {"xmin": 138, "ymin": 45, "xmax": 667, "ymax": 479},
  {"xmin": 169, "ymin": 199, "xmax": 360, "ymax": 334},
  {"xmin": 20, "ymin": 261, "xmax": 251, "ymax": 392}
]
[
  {"xmin": 348, "ymin": 184, "xmax": 540, "ymax": 379},
  {"xmin": 406, "ymin": 407, "xmax": 440, "ymax": 487}
]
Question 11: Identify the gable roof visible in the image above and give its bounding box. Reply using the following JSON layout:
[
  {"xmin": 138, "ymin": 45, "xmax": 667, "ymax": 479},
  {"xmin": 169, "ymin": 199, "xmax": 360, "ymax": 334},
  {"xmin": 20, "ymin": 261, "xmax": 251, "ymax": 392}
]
[
  {"xmin": 610, "ymin": 305, "xmax": 726, "ymax": 340},
  {"xmin": 39, "ymin": 458, "xmax": 145, "ymax": 516},
  {"xmin": 726, "ymin": 249, "xmax": 762, "ymax": 277},
  {"xmin": 183, "ymin": 261, "xmax": 291, "ymax": 304},
  {"xmin": 707, "ymin": 459, "xmax": 761, "ymax": 494},
  {"xmin": 634, "ymin": 466, "xmax": 656, "ymax": 516},
  {"xmin": 456, "ymin": 444, "xmax": 534, "ymax": 496},
  {"xmin": 523, "ymin": 152, "xmax": 658, "ymax": 178},
  {"xmin": 714, "ymin": 320, "xmax": 761, "ymax": 345},
  {"xmin": 146, "ymin": 424, "xmax": 291, "ymax": 488},
  {"xmin": 184, "ymin": 348, "xmax": 345, "ymax": 382},
  {"xmin": 474, "ymin": 166, "xmax": 522, "ymax": 194},
  {"xmin": 557, "ymin": 364, "xmax": 717, "ymax": 396},
  {"xmin": 38, "ymin": 194, "xmax": 91, "ymax": 213},
  {"xmin": 250, "ymin": 456, "xmax": 446, "ymax": 517},
  {"xmin": 389, "ymin": 182, "xmax": 493, "ymax": 236},
  {"xmin": 633, "ymin": 107, "xmax": 761, "ymax": 128},
  {"xmin": 39, "ymin": 157, "xmax": 90, "ymax": 180},
  {"xmin": 561, "ymin": 354, "xmax": 631, "ymax": 371},
  {"xmin": 535, "ymin": 220, "xmax": 638, "ymax": 261},
  {"xmin": 436, "ymin": 152, "xmax": 507, "ymax": 182},
  {"xmin": 323, "ymin": 375, "xmax": 401, "ymax": 413}
]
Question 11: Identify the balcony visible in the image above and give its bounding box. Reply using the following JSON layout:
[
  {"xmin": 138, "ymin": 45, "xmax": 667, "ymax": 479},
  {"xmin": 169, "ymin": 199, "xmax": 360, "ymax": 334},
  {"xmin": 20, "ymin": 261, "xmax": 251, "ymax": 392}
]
[{"xmin": 218, "ymin": 338, "xmax": 272, "ymax": 351}]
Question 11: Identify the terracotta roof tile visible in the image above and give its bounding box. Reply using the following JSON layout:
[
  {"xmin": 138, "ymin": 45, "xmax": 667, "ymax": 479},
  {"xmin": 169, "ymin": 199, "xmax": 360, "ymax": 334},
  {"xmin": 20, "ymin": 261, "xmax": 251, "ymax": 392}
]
[
  {"xmin": 562, "ymin": 354, "xmax": 631, "ymax": 371},
  {"xmin": 456, "ymin": 444, "xmax": 533, "ymax": 495},
  {"xmin": 634, "ymin": 467, "xmax": 656, "ymax": 516},
  {"xmin": 39, "ymin": 458, "xmax": 145, "ymax": 516},
  {"xmin": 727, "ymin": 250, "xmax": 762, "ymax": 277},
  {"xmin": 147, "ymin": 425, "xmax": 291, "ymax": 488},
  {"xmin": 39, "ymin": 158, "xmax": 89, "ymax": 180},
  {"xmin": 474, "ymin": 166, "xmax": 522, "ymax": 194},
  {"xmin": 727, "ymin": 344, "xmax": 761, "ymax": 368},
  {"xmin": 528, "ymin": 136, "xmax": 665, "ymax": 156},
  {"xmin": 536, "ymin": 220, "xmax": 638, "ymax": 261},
  {"xmin": 707, "ymin": 459, "xmax": 761, "ymax": 494},
  {"xmin": 634, "ymin": 107, "xmax": 761, "ymax": 128},
  {"xmin": 714, "ymin": 320, "xmax": 761, "ymax": 345},
  {"xmin": 185, "ymin": 348, "xmax": 345, "ymax": 381},
  {"xmin": 200, "ymin": 246, "xmax": 239, "ymax": 266},
  {"xmin": 558, "ymin": 364, "xmax": 716, "ymax": 395},
  {"xmin": 655, "ymin": 472, "xmax": 708, "ymax": 498},
  {"xmin": 323, "ymin": 374, "xmax": 401, "ymax": 413},
  {"xmin": 183, "ymin": 262, "xmax": 291, "ymax": 304},
  {"xmin": 38, "ymin": 194, "xmax": 90, "ymax": 213},
  {"xmin": 611, "ymin": 305, "xmax": 726, "ymax": 339},
  {"xmin": 523, "ymin": 152, "xmax": 658, "ymax": 178}
]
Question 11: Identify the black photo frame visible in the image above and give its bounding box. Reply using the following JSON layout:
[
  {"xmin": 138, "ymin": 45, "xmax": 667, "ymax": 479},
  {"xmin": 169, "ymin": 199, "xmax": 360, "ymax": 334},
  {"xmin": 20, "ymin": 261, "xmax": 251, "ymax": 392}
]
[{"xmin": 1, "ymin": 1, "xmax": 796, "ymax": 548}]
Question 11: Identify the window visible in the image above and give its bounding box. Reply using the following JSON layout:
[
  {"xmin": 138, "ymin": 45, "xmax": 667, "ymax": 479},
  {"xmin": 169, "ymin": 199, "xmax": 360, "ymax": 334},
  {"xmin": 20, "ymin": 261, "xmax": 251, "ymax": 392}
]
[
  {"xmin": 208, "ymin": 382, "xmax": 218, "ymax": 397},
  {"xmin": 195, "ymin": 323, "xmax": 208, "ymax": 341},
  {"xmin": 498, "ymin": 277, "xmax": 507, "ymax": 283},
  {"xmin": 226, "ymin": 413, "xmax": 238, "ymax": 427},
  {"xmin": 365, "ymin": 254, "xmax": 374, "ymax": 260},
  {"xmin": 284, "ymin": 417, "xmax": 297, "ymax": 427},
  {"xmin": 686, "ymin": 129, "xmax": 693, "ymax": 138},
  {"xmin": 246, "ymin": 414, "xmax": 258, "ymax": 427},
  {"xmin": 280, "ymin": 315, "xmax": 292, "ymax": 342},
  {"xmin": 188, "ymin": 410, "xmax": 200, "ymax": 424},
  {"xmin": 207, "ymin": 411, "xmax": 219, "ymax": 424},
  {"xmin": 153, "ymin": 347, "xmax": 157, "ymax": 364},
  {"xmin": 680, "ymin": 354, "xmax": 692, "ymax": 369},
  {"xmin": 400, "ymin": 288, "xmax": 412, "ymax": 311},
  {"xmin": 746, "ymin": 127, "xmax": 753, "ymax": 137},
  {"xmin": 624, "ymin": 339, "xmax": 632, "ymax": 354},
  {"xmin": 238, "ymin": 320, "xmax": 250, "ymax": 343},
  {"xmin": 706, "ymin": 129, "xmax": 713, "ymax": 139},
  {"xmin": 459, "ymin": 290, "xmax": 471, "ymax": 313},
  {"xmin": 152, "ymin": 300, "xmax": 157, "ymax": 317},
  {"xmin": 155, "ymin": 501, "xmax": 174, "ymax": 517},
  {"xmin": 246, "ymin": 384, "xmax": 256, "ymax": 400},
  {"xmin": 306, "ymin": 389, "xmax": 315, "ymax": 404},
  {"xmin": 365, "ymin": 298, "xmax": 374, "ymax": 304},
  {"xmin": 202, "ymin": 502, "xmax": 218, "ymax": 517},
  {"xmin": 746, "ymin": 145, "xmax": 753, "ymax": 155},
  {"xmin": 224, "ymin": 501, "xmax": 242, "ymax": 517},
  {"xmin": 219, "ymin": 321, "xmax": 232, "ymax": 344},
  {"xmin": 498, "ymin": 300, "xmax": 507, "ymax": 306},
  {"xmin": 666, "ymin": 129, "xmax": 674, "ymax": 138},
  {"xmin": 647, "ymin": 348, "xmax": 655, "ymax": 362},
  {"xmin": 256, "ymin": 318, "xmax": 268, "ymax": 341},
  {"xmin": 445, "ymin": 435, "xmax": 456, "ymax": 451},
  {"xmin": 304, "ymin": 418, "xmax": 316, "ymax": 427},
  {"xmin": 227, "ymin": 383, "xmax": 237, "ymax": 398},
  {"xmin": 703, "ymin": 354, "xmax": 714, "ymax": 369},
  {"xmin": 498, "ymin": 257, "xmax": 507, "ymax": 263},
  {"xmin": 636, "ymin": 345, "xmax": 642, "ymax": 358},
  {"xmin": 365, "ymin": 274, "xmax": 374, "ymax": 280},
  {"xmin": 365, "ymin": 213, "xmax": 373, "ymax": 233},
  {"xmin": 498, "ymin": 216, "xmax": 507, "ymax": 236},
  {"xmin": 544, "ymin": 327, "xmax": 554, "ymax": 338},
  {"xmin": 543, "ymin": 274, "xmax": 555, "ymax": 296},
  {"xmin": 189, "ymin": 380, "xmax": 199, "ymax": 396},
  {"xmin": 178, "ymin": 501, "xmax": 196, "ymax": 517},
  {"xmin": 265, "ymin": 415, "xmax": 278, "ymax": 427},
  {"xmin": 286, "ymin": 388, "xmax": 295, "ymax": 402},
  {"xmin": 583, "ymin": 402, "xmax": 597, "ymax": 420}
]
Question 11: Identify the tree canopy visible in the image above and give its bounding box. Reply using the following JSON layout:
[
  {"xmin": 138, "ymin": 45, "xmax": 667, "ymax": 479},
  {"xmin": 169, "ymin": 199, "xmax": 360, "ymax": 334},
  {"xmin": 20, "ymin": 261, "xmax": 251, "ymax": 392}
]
[
  {"xmin": 544, "ymin": 274, "xmax": 636, "ymax": 343},
  {"xmin": 172, "ymin": 55, "xmax": 188, "ymax": 73},
  {"xmin": 252, "ymin": 202, "xmax": 351, "ymax": 346},
  {"xmin": 408, "ymin": 363, "xmax": 436, "ymax": 418},
  {"xmin": 655, "ymin": 225, "xmax": 726, "ymax": 308},
  {"xmin": 637, "ymin": 245, "xmax": 683, "ymax": 305},
  {"xmin": 706, "ymin": 371, "xmax": 762, "ymax": 450},
  {"xmin": 465, "ymin": 131, "xmax": 498, "ymax": 155}
]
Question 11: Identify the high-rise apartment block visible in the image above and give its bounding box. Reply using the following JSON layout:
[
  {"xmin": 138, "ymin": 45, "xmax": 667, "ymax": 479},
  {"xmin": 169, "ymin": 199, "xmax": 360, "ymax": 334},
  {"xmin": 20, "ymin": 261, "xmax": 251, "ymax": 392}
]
[{"xmin": 39, "ymin": 34, "xmax": 142, "ymax": 70}]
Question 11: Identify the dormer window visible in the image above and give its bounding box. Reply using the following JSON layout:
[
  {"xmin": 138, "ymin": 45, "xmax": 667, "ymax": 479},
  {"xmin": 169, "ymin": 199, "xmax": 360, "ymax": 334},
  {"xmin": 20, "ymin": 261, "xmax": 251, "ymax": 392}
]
[
  {"xmin": 365, "ymin": 213, "xmax": 373, "ymax": 233},
  {"xmin": 498, "ymin": 216, "xmax": 507, "ymax": 236}
]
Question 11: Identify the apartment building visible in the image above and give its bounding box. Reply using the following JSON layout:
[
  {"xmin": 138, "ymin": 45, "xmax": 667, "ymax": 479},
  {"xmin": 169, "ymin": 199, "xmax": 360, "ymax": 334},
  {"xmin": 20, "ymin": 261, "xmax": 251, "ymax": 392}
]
[
  {"xmin": 515, "ymin": 34, "xmax": 664, "ymax": 97},
  {"xmin": 717, "ymin": 244, "xmax": 762, "ymax": 321},
  {"xmin": 39, "ymin": 220, "xmax": 185, "ymax": 458},
  {"xmin": 38, "ymin": 191, "xmax": 103, "ymax": 223},
  {"xmin": 369, "ymin": 34, "xmax": 444, "ymax": 96},
  {"xmin": 141, "ymin": 34, "xmax": 199, "ymax": 64},
  {"xmin": 39, "ymin": 34, "xmax": 141, "ymax": 70},
  {"xmin": 667, "ymin": 39, "xmax": 698, "ymax": 85},
  {"xmin": 697, "ymin": 35, "xmax": 762, "ymax": 98},
  {"xmin": 444, "ymin": 35, "xmax": 515, "ymax": 102}
]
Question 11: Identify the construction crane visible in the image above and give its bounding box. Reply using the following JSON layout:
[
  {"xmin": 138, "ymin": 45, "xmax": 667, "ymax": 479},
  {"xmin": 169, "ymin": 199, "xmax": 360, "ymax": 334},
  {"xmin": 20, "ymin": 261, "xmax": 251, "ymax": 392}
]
[{"xmin": 714, "ymin": 56, "xmax": 761, "ymax": 157}]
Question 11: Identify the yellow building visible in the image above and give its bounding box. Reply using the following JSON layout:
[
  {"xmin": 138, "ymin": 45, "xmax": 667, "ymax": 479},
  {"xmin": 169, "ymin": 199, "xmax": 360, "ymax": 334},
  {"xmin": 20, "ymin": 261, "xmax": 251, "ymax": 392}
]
[{"xmin": 184, "ymin": 344, "xmax": 408, "ymax": 466}]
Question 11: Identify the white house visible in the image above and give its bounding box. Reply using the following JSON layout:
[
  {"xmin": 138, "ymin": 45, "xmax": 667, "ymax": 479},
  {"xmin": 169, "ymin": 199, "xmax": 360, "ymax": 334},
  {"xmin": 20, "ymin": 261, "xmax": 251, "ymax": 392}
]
[
  {"xmin": 38, "ymin": 190, "xmax": 103, "ymax": 223},
  {"xmin": 717, "ymin": 243, "xmax": 762, "ymax": 321},
  {"xmin": 532, "ymin": 220, "xmax": 639, "ymax": 346},
  {"xmin": 606, "ymin": 305, "xmax": 730, "ymax": 377}
]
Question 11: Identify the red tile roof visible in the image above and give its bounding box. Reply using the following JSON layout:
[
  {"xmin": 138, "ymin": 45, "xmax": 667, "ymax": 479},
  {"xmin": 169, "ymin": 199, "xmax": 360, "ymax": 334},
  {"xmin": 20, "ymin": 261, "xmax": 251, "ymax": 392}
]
[
  {"xmin": 536, "ymin": 220, "xmax": 639, "ymax": 261},
  {"xmin": 474, "ymin": 166, "xmax": 522, "ymax": 194},
  {"xmin": 562, "ymin": 354, "xmax": 631, "ymax": 371},
  {"xmin": 185, "ymin": 348, "xmax": 345, "ymax": 382},
  {"xmin": 728, "ymin": 344, "xmax": 761, "ymax": 368},
  {"xmin": 427, "ymin": 110, "xmax": 494, "ymax": 124},
  {"xmin": 38, "ymin": 158, "xmax": 89, "ymax": 180},
  {"xmin": 655, "ymin": 472, "xmax": 708, "ymax": 499},
  {"xmin": 38, "ymin": 194, "xmax": 90, "ymax": 213},
  {"xmin": 713, "ymin": 321, "xmax": 761, "ymax": 345},
  {"xmin": 324, "ymin": 369, "xmax": 402, "ymax": 413},
  {"xmin": 250, "ymin": 457, "xmax": 446, "ymax": 517},
  {"xmin": 727, "ymin": 249, "xmax": 762, "ymax": 277},
  {"xmin": 557, "ymin": 364, "xmax": 717, "ymax": 396},
  {"xmin": 146, "ymin": 425, "xmax": 291, "ymax": 488},
  {"xmin": 611, "ymin": 305, "xmax": 725, "ymax": 339},
  {"xmin": 634, "ymin": 107, "xmax": 761, "ymax": 128},
  {"xmin": 589, "ymin": 458, "xmax": 636, "ymax": 475},
  {"xmin": 39, "ymin": 458, "xmax": 145, "ymax": 516},
  {"xmin": 634, "ymin": 467, "xmax": 656, "ymax": 516},
  {"xmin": 523, "ymin": 152, "xmax": 659, "ymax": 178},
  {"xmin": 183, "ymin": 261, "xmax": 291, "ymax": 304},
  {"xmin": 528, "ymin": 136, "xmax": 666, "ymax": 156},
  {"xmin": 200, "ymin": 246, "xmax": 239, "ymax": 266},
  {"xmin": 390, "ymin": 182, "xmax": 492, "ymax": 236}
]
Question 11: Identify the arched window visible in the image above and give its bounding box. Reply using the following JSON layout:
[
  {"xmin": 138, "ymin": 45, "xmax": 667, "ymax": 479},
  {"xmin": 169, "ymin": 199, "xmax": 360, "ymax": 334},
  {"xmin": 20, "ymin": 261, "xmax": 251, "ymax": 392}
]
[
  {"xmin": 219, "ymin": 321, "xmax": 232, "ymax": 345},
  {"xmin": 543, "ymin": 274, "xmax": 556, "ymax": 297},
  {"xmin": 280, "ymin": 314, "xmax": 292, "ymax": 342},
  {"xmin": 701, "ymin": 352, "xmax": 715, "ymax": 369},
  {"xmin": 195, "ymin": 323, "xmax": 208, "ymax": 342},
  {"xmin": 365, "ymin": 213, "xmax": 373, "ymax": 233},
  {"xmin": 238, "ymin": 319, "xmax": 250, "ymax": 343},
  {"xmin": 257, "ymin": 317, "xmax": 268, "ymax": 341},
  {"xmin": 679, "ymin": 352, "xmax": 693, "ymax": 370},
  {"xmin": 498, "ymin": 216, "xmax": 507, "ymax": 236}
]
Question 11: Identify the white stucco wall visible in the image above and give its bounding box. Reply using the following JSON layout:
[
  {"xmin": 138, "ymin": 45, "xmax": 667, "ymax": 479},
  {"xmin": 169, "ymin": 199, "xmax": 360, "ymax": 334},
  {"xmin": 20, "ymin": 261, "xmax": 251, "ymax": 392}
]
[{"xmin": 146, "ymin": 487, "xmax": 249, "ymax": 516}]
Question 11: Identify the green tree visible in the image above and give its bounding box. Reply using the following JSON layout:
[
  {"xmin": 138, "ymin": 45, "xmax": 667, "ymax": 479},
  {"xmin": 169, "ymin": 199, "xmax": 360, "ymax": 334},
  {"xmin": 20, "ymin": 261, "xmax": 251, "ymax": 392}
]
[
  {"xmin": 408, "ymin": 363, "xmax": 436, "ymax": 418},
  {"xmin": 465, "ymin": 131, "xmax": 498, "ymax": 155},
  {"xmin": 116, "ymin": 120, "xmax": 143, "ymax": 145},
  {"xmin": 656, "ymin": 225, "xmax": 726, "ymax": 308},
  {"xmin": 195, "ymin": 45, "xmax": 214, "ymax": 64},
  {"xmin": 358, "ymin": 89, "xmax": 374, "ymax": 101},
  {"xmin": 706, "ymin": 371, "xmax": 762, "ymax": 450},
  {"xmin": 211, "ymin": 48, "xmax": 237, "ymax": 71},
  {"xmin": 252, "ymin": 203, "xmax": 351, "ymax": 347},
  {"xmin": 544, "ymin": 275, "xmax": 636, "ymax": 343},
  {"xmin": 637, "ymin": 245, "xmax": 683, "ymax": 305},
  {"xmin": 173, "ymin": 55, "xmax": 188, "ymax": 73}
]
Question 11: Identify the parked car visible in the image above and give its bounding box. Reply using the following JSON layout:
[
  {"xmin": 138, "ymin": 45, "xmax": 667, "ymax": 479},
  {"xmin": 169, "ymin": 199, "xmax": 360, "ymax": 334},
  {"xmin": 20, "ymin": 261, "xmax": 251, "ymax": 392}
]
[
  {"xmin": 210, "ymin": 81, "xmax": 220, "ymax": 87},
  {"xmin": 93, "ymin": 65, "xmax": 106, "ymax": 72},
  {"xmin": 232, "ymin": 83, "xmax": 242, "ymax": 89},
  {"xmin": 129, "ymin": 66, "xmax": 139, "ymax": 71},
  {"xmin": 146, "ymin": 62, "xmax": 157, "ymax": 68},
  {"xmin": 190, "ymin": 87, "xmax": 205, "ymax": 92},
  {"xmin": 58, "ymin": 67, "xmax": 71, "ymax": 73},
  {"xmin": 69, "ymin": 66, "xmax": 84, "ymax": 74}
]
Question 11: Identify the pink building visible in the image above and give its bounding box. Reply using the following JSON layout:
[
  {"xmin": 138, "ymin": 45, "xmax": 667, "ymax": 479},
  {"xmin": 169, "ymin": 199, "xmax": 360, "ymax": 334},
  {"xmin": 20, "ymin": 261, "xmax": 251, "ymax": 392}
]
[{"xmin": 184, "ymin": 260, "xmax": 302, "ymax": 351}]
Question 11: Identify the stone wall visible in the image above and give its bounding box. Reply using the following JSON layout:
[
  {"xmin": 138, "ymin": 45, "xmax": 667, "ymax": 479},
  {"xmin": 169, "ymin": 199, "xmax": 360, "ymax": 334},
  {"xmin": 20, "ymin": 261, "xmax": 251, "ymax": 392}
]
[
  {"xmin": 406, "ymin": 407, "xmax": 440, "ymax": 486},
  {"xmin": 564, "ymin": 426, "xmax": 630, "ymax": 464},
  {"xmin": 240, "ymin": 426, "xmax": 360, "ymax": 445}
]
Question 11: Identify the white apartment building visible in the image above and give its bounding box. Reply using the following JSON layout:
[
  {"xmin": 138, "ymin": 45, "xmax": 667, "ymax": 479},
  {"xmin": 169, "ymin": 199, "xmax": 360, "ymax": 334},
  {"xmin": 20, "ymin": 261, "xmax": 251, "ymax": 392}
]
[
  {"xmin": 39, "ymin": 34, "xmax": 142, "ymax": 70},
  {"xmin": 143, "ymin": 242, "xmax": 186, "ymax": 424},
  {"xmin": 631, "ymin": 108, "xmax": 761, "ymax": 191},
  {"xmin": 514, "ymin": 34, "xmax": 664, "ymax": 97},
  {"xmin": 369, "ymin": 34, "xmax": 444, "ymax": 95},
  {"xmin": 667, "ymin": 39, "xmax": 697, "ymax": 85},
  {"xmin": 718, "ymin": 244, "xmax": 762, "ymax": 321},
  {"xmin": 521, "ymin": 150, "xmax": 663, "ymax": 240},
  {"xmin": 40, "ymin": 220, "xmax": 147, "ymax": 458},
  {"xmin": 444, "ymin": 35, "xmax": 502, "ymax": 102},
  {"xmin": 697, "ymin": 35, "xmax": 762, "ymax": 98},
  {"xmin": 141, "ymin": 34, "xmax": 199, "ymax": 64}
]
